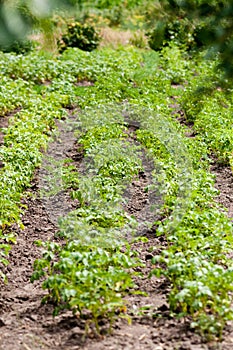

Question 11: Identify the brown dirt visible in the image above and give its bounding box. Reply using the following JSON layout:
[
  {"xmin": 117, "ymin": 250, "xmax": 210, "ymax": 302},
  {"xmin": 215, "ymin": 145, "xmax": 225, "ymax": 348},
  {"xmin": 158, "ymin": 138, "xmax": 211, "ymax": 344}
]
[
  {"xmin": 100, "ymin": 28, "xmax": 134, "ymax": 48},
  {"xmin": 75, "ymin": 80, "xmax": 95, "ymax": 87},
  {"xmin": 211, "ymin": 162, "xmax": 233, "ymax": 219},
  {"xmin": 1, "ymin": 114, "xmax": 233, "ymax": 350},
  {"xmin": 0, "ymin": 117, "xmax": 9, "ymax": 147}
]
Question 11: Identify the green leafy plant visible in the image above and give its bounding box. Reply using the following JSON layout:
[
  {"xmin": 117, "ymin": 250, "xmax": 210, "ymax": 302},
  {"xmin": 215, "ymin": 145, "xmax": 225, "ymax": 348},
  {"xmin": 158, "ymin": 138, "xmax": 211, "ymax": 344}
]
[
  {"xmin": 0, "ymin": 39, "xmax": 35, "ymax": 54},
  {"xmin": 31, "ymin": 240, "xmax": 136, "ymax": 334},
  {"xmin": 31, "ymin": 106, "xmax": 145, "ymax": 333},
  {"xmin": 1, "ymin": 34, "xmax": 233, "ymax": 342},
  {"xmin": 58, "ymin": 21, "xmax": 101, "ymax": 53},
  {"xmin": 147, "ymin": 18, "xmax": 196, "ymax": 51}
]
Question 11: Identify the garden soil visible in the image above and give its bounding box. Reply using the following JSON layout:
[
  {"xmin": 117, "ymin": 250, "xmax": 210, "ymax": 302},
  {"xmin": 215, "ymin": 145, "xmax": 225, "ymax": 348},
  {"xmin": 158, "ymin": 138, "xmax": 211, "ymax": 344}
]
[{"xmin": 1, "ymin": 114, "xmax": 233, "ymax": 350}]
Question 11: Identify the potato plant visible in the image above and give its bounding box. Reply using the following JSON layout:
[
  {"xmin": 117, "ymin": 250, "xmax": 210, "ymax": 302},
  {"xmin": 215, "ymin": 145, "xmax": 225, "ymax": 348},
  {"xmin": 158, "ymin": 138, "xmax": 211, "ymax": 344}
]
[{"xmin": 0, "ymin": 41, "xmax": 233, "ymax": 339}]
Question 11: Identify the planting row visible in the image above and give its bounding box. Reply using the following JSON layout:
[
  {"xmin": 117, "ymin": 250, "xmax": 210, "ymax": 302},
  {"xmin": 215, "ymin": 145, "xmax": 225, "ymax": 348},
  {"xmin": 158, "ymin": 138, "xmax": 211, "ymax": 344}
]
[{"xmin": 0, "ymin": 45, "xmax": 233, "ymax": 338}]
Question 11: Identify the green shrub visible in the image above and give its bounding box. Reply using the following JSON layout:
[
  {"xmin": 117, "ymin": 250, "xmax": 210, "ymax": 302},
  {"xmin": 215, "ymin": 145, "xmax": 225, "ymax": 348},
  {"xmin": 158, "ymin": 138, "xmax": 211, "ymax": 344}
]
[
  {"xmin": 147, "ymin": 18, "xmax": 197, "ymax": 51},
  {"xmin": 0, "ymin": 39, "xmax": 35, "ymax": 54},
  {"xmin": 58, "ymin": 21, "xmax": 100, "ymax": 53},
  {"xmin": 103, "ymin": 5, "xmax": 124, "ymax": 27}
]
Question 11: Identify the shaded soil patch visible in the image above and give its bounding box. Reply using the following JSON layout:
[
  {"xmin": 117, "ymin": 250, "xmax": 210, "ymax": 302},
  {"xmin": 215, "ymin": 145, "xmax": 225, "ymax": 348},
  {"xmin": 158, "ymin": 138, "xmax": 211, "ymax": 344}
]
[
  {"xmin": 211, "ymin": 162, "xmax": 233, "ymax": 218},
  {"xmin": 169, "ymin": 100, "xmax": 196, "ymax": 138},
  {"xmin": 122, "ymin": 125, "xmax": 163, "ymax": 236},
  {"xmin": 38, "ymin": 111, "xmax": 81, "ymax": 225},
  {"xmin": 0, "ymin": 116, "xmax": 9, "ymax": 147}
]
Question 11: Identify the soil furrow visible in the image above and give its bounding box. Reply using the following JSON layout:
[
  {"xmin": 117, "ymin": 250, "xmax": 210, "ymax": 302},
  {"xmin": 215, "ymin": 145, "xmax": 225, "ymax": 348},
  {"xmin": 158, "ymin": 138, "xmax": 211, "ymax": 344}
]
[
  {"xmin": 1, "ymin": 111, "xmax": 233, "ymax": 350},
  {"xmin": 211, "ymin": 162, "xmax": 233, "ymax": 219}
]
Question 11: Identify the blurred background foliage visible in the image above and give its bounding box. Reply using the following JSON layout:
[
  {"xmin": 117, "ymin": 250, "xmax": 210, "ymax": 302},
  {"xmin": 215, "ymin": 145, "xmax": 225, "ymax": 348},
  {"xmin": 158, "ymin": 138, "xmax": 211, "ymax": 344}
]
[
  {"xmin": 1, "ymin": 0, "xmax": 233, "ymax": 77},
  {"xmin": 0, "ymin": 0, "xmax": 78, "ymax": 43},
  {"xmin": 147, "ymin": 0, "xmax": 233, "ymax": 77}
]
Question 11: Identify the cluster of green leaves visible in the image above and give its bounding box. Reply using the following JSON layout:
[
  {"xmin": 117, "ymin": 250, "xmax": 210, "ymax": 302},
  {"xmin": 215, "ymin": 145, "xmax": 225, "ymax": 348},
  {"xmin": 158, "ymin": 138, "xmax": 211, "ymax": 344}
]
[
  {"xmin": 32, "ymin": 241, "xmax": 136, "ymax": 334},
  {"xmin": 74, "ymin": 1, "xmax": 143, "ymax": 28},
  {"xmin": 58, "ymin": 20, "xmax": 101, "ymax": 53},
  {"xmin": 29, "ymin": 44, "xmax": 233, "ymax": 337},
  {"xmin": 60, "ymin": 42, "xmax": 233, "ymax": 339},
  {"xmin": 1, "ymin": 39, "xmax": 233, "ymax": 339},
  {"xmin": 2, "ymin": 0, "xmax": 233, "ymax": 80},
  {"xmin": 0, "ymin": 39, "xmax": 35, "ymax": 54},
  {"xmin": 79, "ymin": 0, "xmax": 143, "ymax": 10},
  {"xmin": 32, "ymin": 108, "xmax": 144, "ymax": 332},
  {"xmin": 0, "ymin": 50, "xmax": 79, "ymax": 276},
  {"xmin": 0, "ymin": 89, "xmax": 68, "ymax": 274},
  {"xmin": 146, "ymin": 17, "xmax": 198, "ymax": 51},
  {"xmin": 139, "ymin": 123, "xmax": 233, "ymax": 338},
  {"xmin": 140, "ymin": 45, "xmax": 233, "ymax": 339},
  {"xmin": 0, "ymin": 45, "xmax": 146, "ymax": 271},
  {"xmin": 159, "ymin": 0, "xmax": 233, "ymax": 77},
  {"xmin": 142, "ymin": 0, "xmax": 233, "ymax": 79},
  {"xmin": 176, "ymin": 51, "xmax": 233, "ymax": 167}
]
